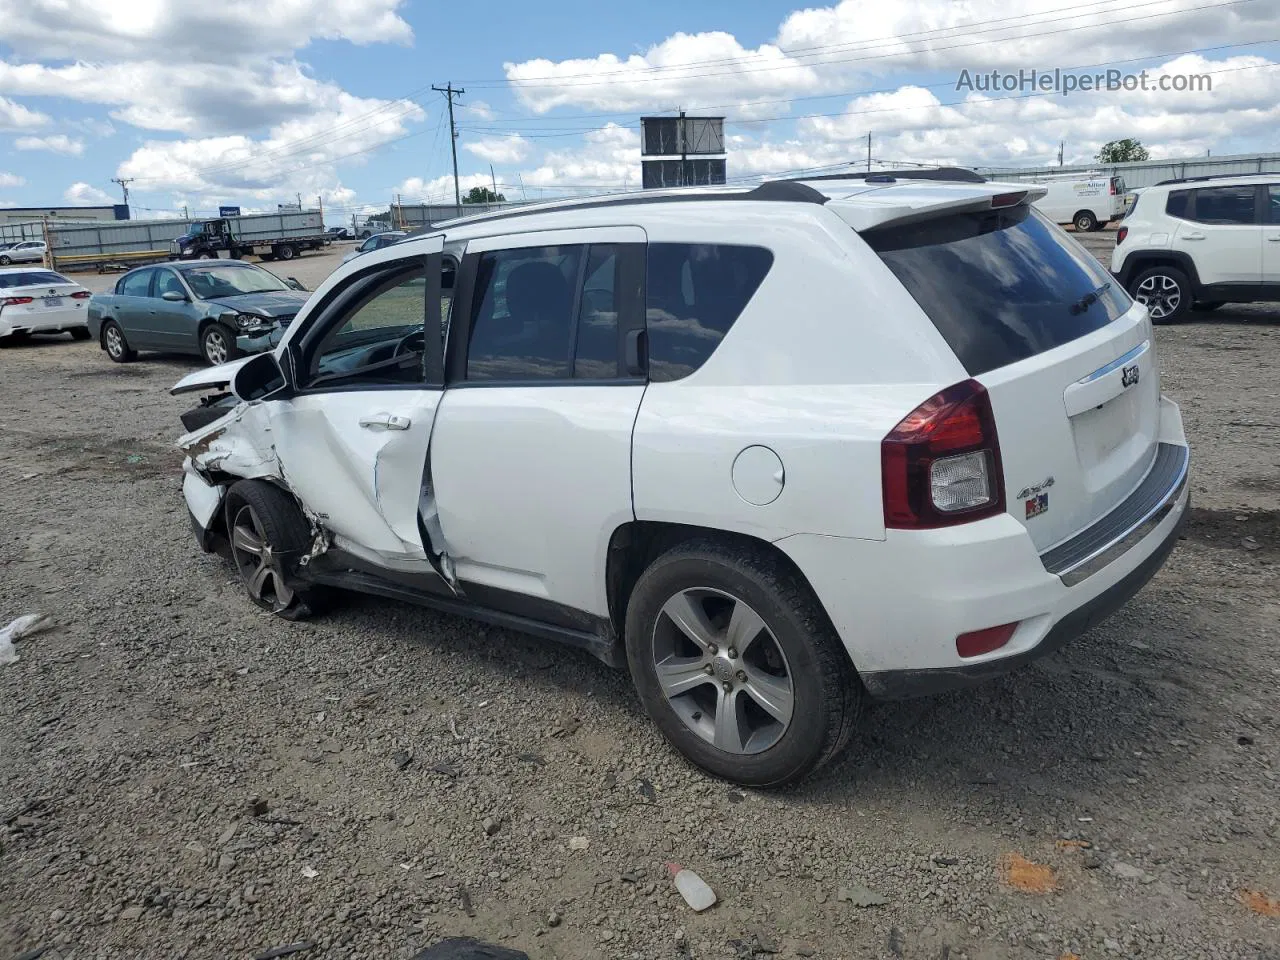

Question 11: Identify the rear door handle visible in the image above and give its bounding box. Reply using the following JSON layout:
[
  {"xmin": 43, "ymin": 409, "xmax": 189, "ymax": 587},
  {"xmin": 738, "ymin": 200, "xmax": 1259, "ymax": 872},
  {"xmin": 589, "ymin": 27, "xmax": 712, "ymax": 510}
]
[{"xmin": 360, "ymin": 413, "xmax": 411, "ymax": 431}]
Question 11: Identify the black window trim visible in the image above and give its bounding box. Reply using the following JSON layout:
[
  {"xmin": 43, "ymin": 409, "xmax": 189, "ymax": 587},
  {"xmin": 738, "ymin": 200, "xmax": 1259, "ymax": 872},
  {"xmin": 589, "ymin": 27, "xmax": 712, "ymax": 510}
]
[
  {"xmin": 287, "ymin": 252, "xmax": 446, "ymax": 396},
  {"xmin": 446, "ymin": 241, "xmax": 647, "ymax": 389}
]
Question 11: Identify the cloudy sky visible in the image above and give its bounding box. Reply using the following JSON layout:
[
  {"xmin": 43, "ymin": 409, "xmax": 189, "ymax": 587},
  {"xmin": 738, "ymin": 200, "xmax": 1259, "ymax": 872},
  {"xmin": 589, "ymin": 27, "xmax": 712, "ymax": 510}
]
[{"xmin": 0, "ymin": 0, "xmax": 1277, "ymax": 223}]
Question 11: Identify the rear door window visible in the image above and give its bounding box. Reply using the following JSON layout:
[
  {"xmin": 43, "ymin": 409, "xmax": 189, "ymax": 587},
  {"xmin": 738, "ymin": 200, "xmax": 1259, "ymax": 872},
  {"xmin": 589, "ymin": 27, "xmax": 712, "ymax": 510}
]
[
  {"xmin": 645, "ymin": 243, "xmax": 773, "ymax": 381},
  {"xmin": 119, "ymin": 269, "xmax": 153, "ymax": 297},
  {"xmin": 1190, "ymin": 186, "xmax": 1258, "ymax": 225},
  {"xmin": 865, "ymin": 206, "xmax": 1132, "ymax": 376},
  {"xmin": 0, "ymin": 271, "xmax": 66, "ymax": 288}
]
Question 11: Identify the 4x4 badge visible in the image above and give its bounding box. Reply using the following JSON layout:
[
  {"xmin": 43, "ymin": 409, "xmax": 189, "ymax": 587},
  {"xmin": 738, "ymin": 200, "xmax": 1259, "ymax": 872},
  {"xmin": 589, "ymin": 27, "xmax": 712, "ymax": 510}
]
[{"xmin": 1122, "ymin": 364, "xmax": 1140, "ymax": 388}]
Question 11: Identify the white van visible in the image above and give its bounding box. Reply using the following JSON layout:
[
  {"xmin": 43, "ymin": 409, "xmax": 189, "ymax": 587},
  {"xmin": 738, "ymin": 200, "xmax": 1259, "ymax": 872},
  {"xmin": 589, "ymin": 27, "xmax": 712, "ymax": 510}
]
[{"xmin": 1031, "ymin": 174, "xmax": 1128, "ymax": 231}]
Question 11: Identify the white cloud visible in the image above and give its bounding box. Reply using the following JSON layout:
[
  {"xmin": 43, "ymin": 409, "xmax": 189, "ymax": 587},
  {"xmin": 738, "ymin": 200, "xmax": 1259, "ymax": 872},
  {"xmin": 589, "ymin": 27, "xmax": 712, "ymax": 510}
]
[
  {"xmin": 461, "ymin": 100, "xmax": 497, "ymax": 121},
  {"xmin": 0, "ymin": 0, "xmax": 412, "ymax": 62},
  {"xmin": 16, "ymin": 134, "xmax": 85, "ymax": 156},
  {"xmin": 463, "ymin": 134, "xmax": 531, "ymax": 165},
  {"xmin": 396, "ymin": 173, "xmax": 497, "ymax": 203},
  {"xmin": 64, "ymin": 182, "xmax": 116, "ymax": 204},
  {"xmin": 0, "ymin": 94, "xmax": 48, "ymax": 131},
  {"xmin": 520, "ymin": 123, "xmax": 643, "ymax": 191},
  {"xmin": 0, "ymin": 172, "xmax": 25, "ymax": 188}
]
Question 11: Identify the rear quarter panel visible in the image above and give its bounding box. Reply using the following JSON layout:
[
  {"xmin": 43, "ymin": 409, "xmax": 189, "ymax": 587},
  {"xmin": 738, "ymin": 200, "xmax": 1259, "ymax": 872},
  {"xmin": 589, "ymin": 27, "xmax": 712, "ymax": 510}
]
[
  {"xmin": 631, "ymin": 204, "xmax": 967, "ymax": 543},
  {"xmin": 86, "ymin": 294, "xmax": 115, "ymax": 339}
]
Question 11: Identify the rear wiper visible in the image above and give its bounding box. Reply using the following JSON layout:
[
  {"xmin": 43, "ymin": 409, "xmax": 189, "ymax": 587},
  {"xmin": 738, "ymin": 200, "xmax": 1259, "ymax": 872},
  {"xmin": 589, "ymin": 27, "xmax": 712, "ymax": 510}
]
[{"xmin": 1070, "ymin": 281, "xmax": 1111, "ymax": 315}]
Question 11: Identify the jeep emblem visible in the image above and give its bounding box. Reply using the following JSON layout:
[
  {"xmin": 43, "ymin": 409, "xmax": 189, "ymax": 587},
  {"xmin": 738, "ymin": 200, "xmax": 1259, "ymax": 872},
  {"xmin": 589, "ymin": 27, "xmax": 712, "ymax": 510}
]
[{"xmin": 1121, "ymin": 364, "xmax": 1140, "ymax": 388}]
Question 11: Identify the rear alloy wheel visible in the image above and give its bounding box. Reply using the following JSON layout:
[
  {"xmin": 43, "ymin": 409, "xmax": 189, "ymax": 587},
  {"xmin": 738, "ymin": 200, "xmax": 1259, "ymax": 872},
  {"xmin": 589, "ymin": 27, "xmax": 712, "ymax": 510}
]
[
  {"xmin": 1131, "ymin": 266, "xmax": 1191, "ymax": 324},
  {"xmin": 626, "ymin": 539, "xmax": 860, "ymax": 787},
  {"xmin": 69, "ymin": 327, "xmax": 92, "ymax": 341},
  {"xmin": 275, "ymin": 244, "xmax": 297, "ymax": 261},
  {"xmin": 0, "ymin": 256, "xmax": 10, "ymax": 266},
  {"xmin": 200, "ymin": 322, "xmax": 242, "ymax": 365},
  {"xmin": 224, "ymin": 480, "xmax": 327, "ymax": 621},
  {"xmin": 1073, "ymin": 210, "xmax": 1098, "ymax": 232},
  {"xmin": 102, "ymin": 320, "xmax": 136, "ymax": 362}
]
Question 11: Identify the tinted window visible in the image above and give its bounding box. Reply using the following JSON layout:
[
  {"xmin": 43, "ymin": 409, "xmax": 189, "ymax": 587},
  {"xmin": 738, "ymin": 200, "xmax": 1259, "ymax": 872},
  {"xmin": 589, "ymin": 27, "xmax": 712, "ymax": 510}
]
[
  {"xmin": 1165, "ymin": 190, "xmax": 1190, "ymax": 218},
  {"xmin": 467, "ymin": 245, "xmax": 582, "ymax": 380},
  {"xmin": 574, "ymin": 245, "xmax": 619, "ymax": 379},
  {"xmin": 154, "ymin": 270, "xmax": 186, "ymax": 299},
  {"xmin": 119, "ymin": 270, "xmax": 152, "ymax": 297},
  {"xmin": 1267, "ymin": 186, "xmax": 1280, "ymax": 224},
  {"xmin": 645, "ymin": 243, "xmax": 773, "ymax": 382},
  {"xmin": 1192, "ymin": 186, "xmax": 1257, "ymax": 225},
  {"xmin": 0, "ymin": 271, "xmax": 66, "ymax": 288},
  {"xmin": 867, "ymin": 206, "xmax": 1132, "ymax": 376}
]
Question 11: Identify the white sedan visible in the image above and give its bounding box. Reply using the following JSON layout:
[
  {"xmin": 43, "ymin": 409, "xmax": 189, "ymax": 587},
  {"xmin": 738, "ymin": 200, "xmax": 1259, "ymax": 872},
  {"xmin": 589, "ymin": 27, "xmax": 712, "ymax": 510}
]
[{"xmin": 0, "ymin": 267, "xmax": 93, "ymax": 343}]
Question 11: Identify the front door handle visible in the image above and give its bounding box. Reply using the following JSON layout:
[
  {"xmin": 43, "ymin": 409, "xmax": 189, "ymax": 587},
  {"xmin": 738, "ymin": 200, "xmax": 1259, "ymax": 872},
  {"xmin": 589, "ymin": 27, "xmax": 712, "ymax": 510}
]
[
  {"xmin": 1267, "ymin": 235, "xmax": 1280, "ymax": 242},
  {"xmin": 1182, "ymin": 233, "xmax": 1205, "ymax": 240},
  {"xmin": 360, "ymin": 413, "xmax": 411, "ymax": 431}
]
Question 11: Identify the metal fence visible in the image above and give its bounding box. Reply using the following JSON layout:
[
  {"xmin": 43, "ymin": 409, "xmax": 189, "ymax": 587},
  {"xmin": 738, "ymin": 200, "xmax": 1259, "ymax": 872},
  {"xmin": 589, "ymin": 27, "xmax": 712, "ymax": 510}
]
[{"xmin": 981, "ymin": 151, "xmax": 1280, "ymax": 189}]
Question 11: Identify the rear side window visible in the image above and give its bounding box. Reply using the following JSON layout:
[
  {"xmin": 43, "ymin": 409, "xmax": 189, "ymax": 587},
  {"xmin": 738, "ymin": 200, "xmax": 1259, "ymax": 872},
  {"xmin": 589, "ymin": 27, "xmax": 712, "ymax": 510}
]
[
  {"xmin": 118, "ymin": 270, "xmax": 152, "ymax": 297},
  {"xmin": 866, "ymin": 206, "xmax": 1131, "ymax": 376},
  {"xmin": 645, "ymin": 243, "xmax": 773, "ymax": 382},
  {"xmin": 1165, "ymin": 190, "xmax": 1190, "ymax": 218},
  {"xmin": 1190, "ymin": 186, "xmax": 1257, "ymax": 225}
]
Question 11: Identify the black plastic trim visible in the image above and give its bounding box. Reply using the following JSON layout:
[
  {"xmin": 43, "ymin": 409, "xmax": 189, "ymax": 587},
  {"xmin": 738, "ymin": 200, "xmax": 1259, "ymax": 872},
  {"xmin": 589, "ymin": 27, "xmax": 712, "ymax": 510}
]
[
  {"xmin": 789, "ymin": 167, "xmax": 986, "ymax": 184},
  {"xmin": 1039, "ymin": 442, "xmax": 1188, "ymax": 581},
  {"xmin": 861, "ymin": 498, "xmax": 1186, "ymax": 700}
]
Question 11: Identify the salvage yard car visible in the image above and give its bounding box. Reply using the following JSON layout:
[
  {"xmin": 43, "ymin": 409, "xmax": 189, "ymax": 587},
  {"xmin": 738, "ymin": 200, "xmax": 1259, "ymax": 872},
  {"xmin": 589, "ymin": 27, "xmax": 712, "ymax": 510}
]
[
  {"xmin": 0, "ymin": 267, "xmax": 93, "ymax": 343},
  {"xmin": 171, "ymin": 171, "xmax": 1190, "ymax": 786},
  {"xmin": 88, "ymin": 260, "xmax": 309, "ymax": 365}
]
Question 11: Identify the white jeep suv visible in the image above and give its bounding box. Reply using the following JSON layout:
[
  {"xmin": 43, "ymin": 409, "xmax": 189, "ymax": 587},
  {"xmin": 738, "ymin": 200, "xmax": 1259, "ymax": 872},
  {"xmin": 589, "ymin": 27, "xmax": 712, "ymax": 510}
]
[
  {"xmin": 172, "ymin": 170, "xmax": 1190, "ymax": 786},
  {"xmin": 1112, "ymin": 173, "xmax": 1280, "ymax": 323}
]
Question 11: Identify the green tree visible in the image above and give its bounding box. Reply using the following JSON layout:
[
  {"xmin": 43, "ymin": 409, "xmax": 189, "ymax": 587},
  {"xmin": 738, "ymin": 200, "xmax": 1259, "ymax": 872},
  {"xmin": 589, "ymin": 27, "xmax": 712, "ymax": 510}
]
[
  {"xmin": 463, "ymin": 186, "xmax": 506, "ymax": 204},
  {"xmin": 1095, "ymin": 138, "xmax": 1150, "ymax": 163}
]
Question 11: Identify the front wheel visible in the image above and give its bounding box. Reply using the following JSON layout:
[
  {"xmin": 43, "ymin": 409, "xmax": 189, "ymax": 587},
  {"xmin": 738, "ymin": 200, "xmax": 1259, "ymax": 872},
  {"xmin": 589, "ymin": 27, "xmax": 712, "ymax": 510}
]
[
  {"xmin": 224, "ymin": 480, "xmax": 328, "ymax": 621},
  {"xmin": 0, "ymin": 256, "xmax": 11, "ymax": 265},
  {"xmin": 1073, "ymin": 210, "xmax": 1098, "ymax": 232},
  {"xmin": 625, "ymin": 539, "xmax": 861, "ymax": 787},
  {"xmin": 1130, "ymin": 266, "xmax": 1191, "ymax": 324},
  {"xmin": 200, "ymin": 322, "xmax": 242, "ymax": 365}
]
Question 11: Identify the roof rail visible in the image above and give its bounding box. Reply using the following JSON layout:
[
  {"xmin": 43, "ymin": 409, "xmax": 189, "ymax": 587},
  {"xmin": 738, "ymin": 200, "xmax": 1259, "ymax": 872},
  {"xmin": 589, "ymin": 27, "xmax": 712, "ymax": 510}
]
[
  {"xmin": 1154, "ymin": 172, "xmax": 1278, "ymax": 186},
  {"xmin": 788, "ymin": 167, "xmax": 987, "ymax": 184}
]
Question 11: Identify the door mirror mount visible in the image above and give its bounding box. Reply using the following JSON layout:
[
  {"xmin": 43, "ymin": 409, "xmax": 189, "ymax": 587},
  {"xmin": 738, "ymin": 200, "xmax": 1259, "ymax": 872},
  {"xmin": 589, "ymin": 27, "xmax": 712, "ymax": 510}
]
[
  {"xmin": 285, "ymin": 276, "xmax": 306, "ymax": 291},
  {"xmin": 232, "ymin": 351, "xmax": 290, "ymax": 402},
  {"xmin": 161, "ymin": 290, "xmax": 187, "ymax": 302}
]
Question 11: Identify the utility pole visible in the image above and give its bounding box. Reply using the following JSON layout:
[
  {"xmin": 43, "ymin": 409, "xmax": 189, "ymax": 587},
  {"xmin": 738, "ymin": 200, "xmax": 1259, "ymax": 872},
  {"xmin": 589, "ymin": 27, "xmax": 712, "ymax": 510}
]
[
  {"xmin": 182, "ymin": 203, "xmax": 189, "ymax": 219},
  {"xmin": 432, "ymin": 82, "xmax": 466, "ymax": 208},
  {"xmin": 1057, "ymin": 141, "xmax": 1064, "ymax": 167},
  {"xmin": 110, "ymin": 177, "xmax": 135, "ymax": 206},
  {"xmin": 490, "ymin": 164, "xmax": 498, "ymax": 206},
  {"xmin": 679, "ymin": 107, "xmax": 687, "ymax": 187},
  {"xmin": 866, "ymin": 133, "xmax": 872, "ymax": 172}
]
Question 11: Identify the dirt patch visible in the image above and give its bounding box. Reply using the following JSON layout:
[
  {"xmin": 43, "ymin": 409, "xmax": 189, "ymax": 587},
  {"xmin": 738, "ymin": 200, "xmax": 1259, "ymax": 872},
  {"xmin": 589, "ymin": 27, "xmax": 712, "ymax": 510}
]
[{"xmin": 1182, "ymin": 506, "xmax": 1280, "ymax": 556}]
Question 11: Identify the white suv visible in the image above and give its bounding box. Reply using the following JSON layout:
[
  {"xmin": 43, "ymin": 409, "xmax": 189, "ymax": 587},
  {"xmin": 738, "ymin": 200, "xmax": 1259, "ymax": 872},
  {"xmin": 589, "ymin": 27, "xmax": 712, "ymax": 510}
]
[
  {"xmin": 172, "ymin": 170, "xmax": 1190, "ymax": 786},
  {"xmin": 1112, "ymin": 173, "xmax": 1280, "ymax": 323}
]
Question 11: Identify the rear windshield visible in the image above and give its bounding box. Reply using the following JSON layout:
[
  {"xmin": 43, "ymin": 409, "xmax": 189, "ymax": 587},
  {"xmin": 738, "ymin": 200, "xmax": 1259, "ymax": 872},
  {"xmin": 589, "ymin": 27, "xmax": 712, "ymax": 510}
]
[
  {"xmin": 865, "ymin": 206, "xmax": 1131, "ymax": 376},
  {"xmin": 0, "ymin": 271, "xmax": 68, "ymax": 288}
]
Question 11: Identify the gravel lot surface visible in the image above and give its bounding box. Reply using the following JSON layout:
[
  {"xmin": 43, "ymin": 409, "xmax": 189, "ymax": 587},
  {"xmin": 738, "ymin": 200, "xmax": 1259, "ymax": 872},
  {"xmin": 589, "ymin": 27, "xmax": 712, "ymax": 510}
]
[{"xmin": 2, "ymin": 238, "xmax": 1278, "ymax": 960}]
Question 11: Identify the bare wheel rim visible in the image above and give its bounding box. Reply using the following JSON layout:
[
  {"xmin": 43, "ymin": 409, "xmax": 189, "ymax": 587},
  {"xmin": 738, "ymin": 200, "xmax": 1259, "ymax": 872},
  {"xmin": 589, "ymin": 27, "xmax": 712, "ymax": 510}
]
[
  {"xmin": 651, "ymin": 587, "xmax": 794, "ymax": 755},
  {"xmin": 105, "ymin": 325, "xmax": 124, "ymax": 358},
  {"xmin": 1135, "ymin": 274, "xmax": 1181, "ymax": 320},
  {"xmin": 204, "ymin": 328, "xmax": 228, "ymax": 364},
  {"xmin": 230, "ymin": 504, "xmax": 295, "ymax": 612}
]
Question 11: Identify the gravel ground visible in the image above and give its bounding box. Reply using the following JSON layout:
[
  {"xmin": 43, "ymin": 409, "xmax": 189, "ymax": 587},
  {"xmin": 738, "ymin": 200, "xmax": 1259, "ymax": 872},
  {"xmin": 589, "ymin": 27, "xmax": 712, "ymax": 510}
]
[{"xmin": 2, "ymin": 239, "xmax": 1279, "ymax": 960}]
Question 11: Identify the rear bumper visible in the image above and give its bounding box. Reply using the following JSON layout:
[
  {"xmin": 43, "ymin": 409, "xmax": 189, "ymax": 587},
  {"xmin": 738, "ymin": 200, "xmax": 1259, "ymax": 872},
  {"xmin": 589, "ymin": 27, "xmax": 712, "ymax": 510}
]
[
  {"xmin": 776, "ymin": 397, "xmax": 1190, "ymax": 700},
  {"xmin": 0, "ymin": 306, "xmax": 88, "ymax": 336}
]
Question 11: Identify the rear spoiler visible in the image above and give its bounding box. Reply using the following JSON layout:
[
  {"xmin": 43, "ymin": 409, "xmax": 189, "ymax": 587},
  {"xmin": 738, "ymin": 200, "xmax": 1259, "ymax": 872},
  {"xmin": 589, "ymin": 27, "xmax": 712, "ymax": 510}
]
[{"xmin": 832, "ymin": 184, "xmax": 1048, "ymax": 233}]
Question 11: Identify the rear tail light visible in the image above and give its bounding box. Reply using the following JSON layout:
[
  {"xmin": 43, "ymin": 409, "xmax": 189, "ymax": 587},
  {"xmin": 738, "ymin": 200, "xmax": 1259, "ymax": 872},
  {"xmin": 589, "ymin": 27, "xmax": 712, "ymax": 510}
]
[
  {"xmin": 881, "ymin": 379, "xmax": 1005, "ymax": 528},
  {"xmin": 990, "ymin": 191, "xmax": 1027, "ymax": 209},
  {"xmin": 956, "ymin": 623, "xmax": 1018, "ymax": 658},
  {"xmin": 0, "ymin": 296, "xmax": 33, "ymax": 306},
  {"xmin": 1109, "ymin": 178, "xmax": 1119, "ymax": 195},
  {"xmin": 1116, "ymin": 226, "xmax": 1128, "ymax": 245},
  {"xmin": 71, "ymin": 290, "xmax": 91, "ymax": 299}
]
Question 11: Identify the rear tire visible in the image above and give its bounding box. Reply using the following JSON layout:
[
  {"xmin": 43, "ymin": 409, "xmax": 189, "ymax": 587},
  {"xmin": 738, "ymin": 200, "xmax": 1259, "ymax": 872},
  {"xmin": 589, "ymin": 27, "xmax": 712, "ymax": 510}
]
[
  {"xmin": 102, "ymin": 320, "xmax": 136, "ymax": 362},
  {"xmin": 1073, "ymin": 210, "xmax": 1098, "ymax": 232},
  {"xmin": 275, "ymin": 244, "xmax": 297, "ymax": 261},
  {"xmin": 1130, "ymin": 265, "xmax": 1191, "ymax": 324},
  {"xmin": 69, "ymin": 327, "xmax": 92, "ymax": 341},
  {"xmin": 0, "ymin": 256, "xmax": 10, "ymax": 265},
  {"xmin": 224, "ymin": 480, "xmax": 328, "ymax": 621},
  {"xmin": 200, "ymin": 322, "xmax": 242, "ymax": 365},
  {"xmin": 625, "ymin": 538, "xmax": 861, "ymax": 787}
]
